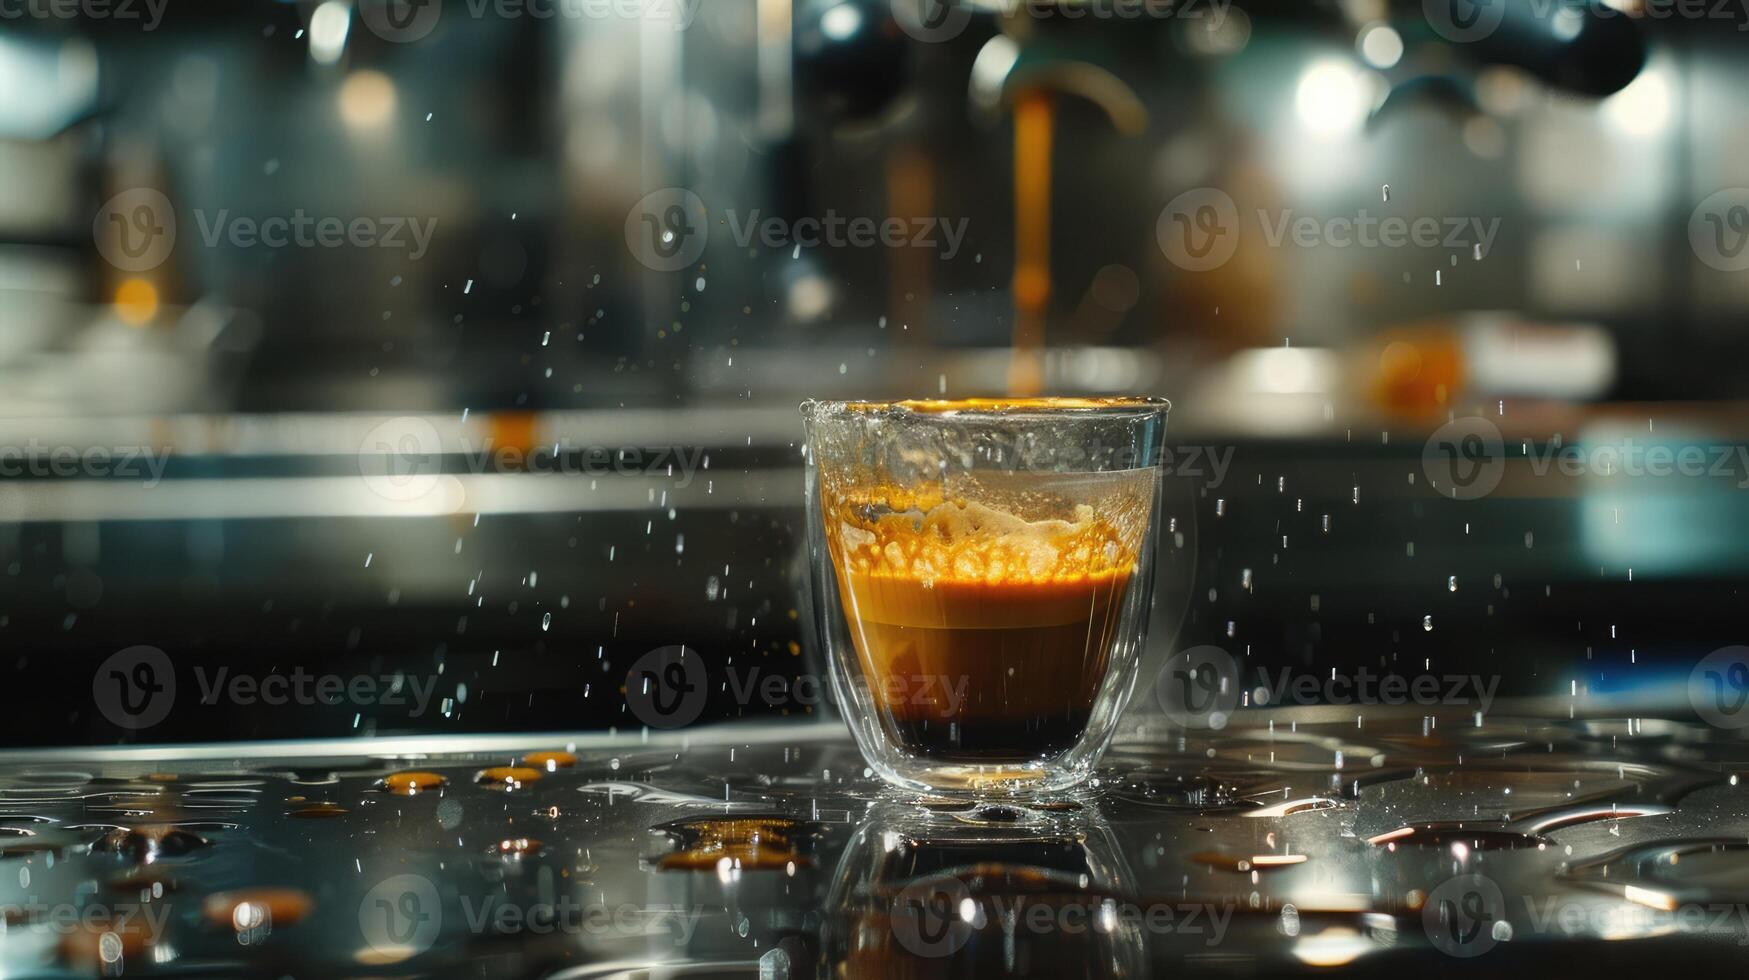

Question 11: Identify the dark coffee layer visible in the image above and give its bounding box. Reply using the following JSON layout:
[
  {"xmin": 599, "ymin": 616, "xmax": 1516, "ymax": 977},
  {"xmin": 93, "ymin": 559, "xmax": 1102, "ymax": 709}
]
[{"xmin": 885, "ymin": 712, "xmax": 1093, "ymax": 763}]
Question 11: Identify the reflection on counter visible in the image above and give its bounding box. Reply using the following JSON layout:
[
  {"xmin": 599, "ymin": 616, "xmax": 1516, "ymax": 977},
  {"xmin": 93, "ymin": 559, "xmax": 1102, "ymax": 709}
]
[{"xmin": 6, "ymin": 706, "xmax": 1749, "ymax": 976}]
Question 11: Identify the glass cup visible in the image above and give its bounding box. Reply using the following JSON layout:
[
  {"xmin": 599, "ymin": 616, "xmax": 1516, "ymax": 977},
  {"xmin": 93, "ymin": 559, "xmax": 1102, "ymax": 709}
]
[
  {"xmin": 823, "ymin": 798, "xmax": 1142, "ymax": 977},
  {"xmin": 801, "ymin": 397, "xmax": 1169, "ymax": 795}
]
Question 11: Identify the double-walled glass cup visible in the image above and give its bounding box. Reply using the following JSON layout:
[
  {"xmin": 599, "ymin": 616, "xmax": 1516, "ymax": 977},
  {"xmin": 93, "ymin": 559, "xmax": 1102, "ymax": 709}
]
[{"xmin": 802, "ymin": 398, "xmax": 1168, "ymax": 795}]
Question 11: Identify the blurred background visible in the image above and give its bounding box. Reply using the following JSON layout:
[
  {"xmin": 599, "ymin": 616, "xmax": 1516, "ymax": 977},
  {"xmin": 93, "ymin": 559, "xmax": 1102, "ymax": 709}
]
[{"xmin": 3, "ymin": 0, "xmax": 1747, "ymax": 744}]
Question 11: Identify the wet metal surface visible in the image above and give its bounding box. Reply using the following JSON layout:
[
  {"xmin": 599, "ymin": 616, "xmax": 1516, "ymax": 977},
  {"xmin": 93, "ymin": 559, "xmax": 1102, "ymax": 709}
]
[{"xmin": 3, "ymin": 710, "xmax": 1749, "ymax": 976}]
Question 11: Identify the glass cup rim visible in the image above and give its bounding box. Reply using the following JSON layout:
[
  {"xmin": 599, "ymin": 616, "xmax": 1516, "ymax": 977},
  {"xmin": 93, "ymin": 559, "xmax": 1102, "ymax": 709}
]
[{"xmin": 799, "ymin": 396, "xmax": 1170, "ymax": 422}]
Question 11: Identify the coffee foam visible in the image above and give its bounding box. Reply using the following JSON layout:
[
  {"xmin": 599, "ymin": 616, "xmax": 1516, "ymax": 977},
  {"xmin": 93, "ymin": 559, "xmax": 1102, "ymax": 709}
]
[{"xmin": 833, "ymin": 497, "xmax": 1131, "ymax": 587}]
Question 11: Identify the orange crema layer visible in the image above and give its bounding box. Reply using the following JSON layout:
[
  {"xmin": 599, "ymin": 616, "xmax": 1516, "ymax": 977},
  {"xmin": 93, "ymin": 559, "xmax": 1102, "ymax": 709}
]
[
  {"xmin": 826, "ymin": 491, "xmax": 1137, "ymax": 580},
  {"xmin": 840, "ymin": 569, "xmax": 1131, "ymax": 630},
  {"xmin": 822, "ymin": 490, "xmax": 1141, "ymax": 628}
]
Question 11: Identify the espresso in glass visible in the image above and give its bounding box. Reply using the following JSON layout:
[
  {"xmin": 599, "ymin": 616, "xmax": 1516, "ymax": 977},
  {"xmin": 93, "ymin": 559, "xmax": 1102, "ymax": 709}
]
[
  {"xmin": 804, "ymin": 398, "xmax": 1167, "ymax": 795},
  {"xmin": 824, "ymin": 474, "xmax": 1148, "ymax": 761}
]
